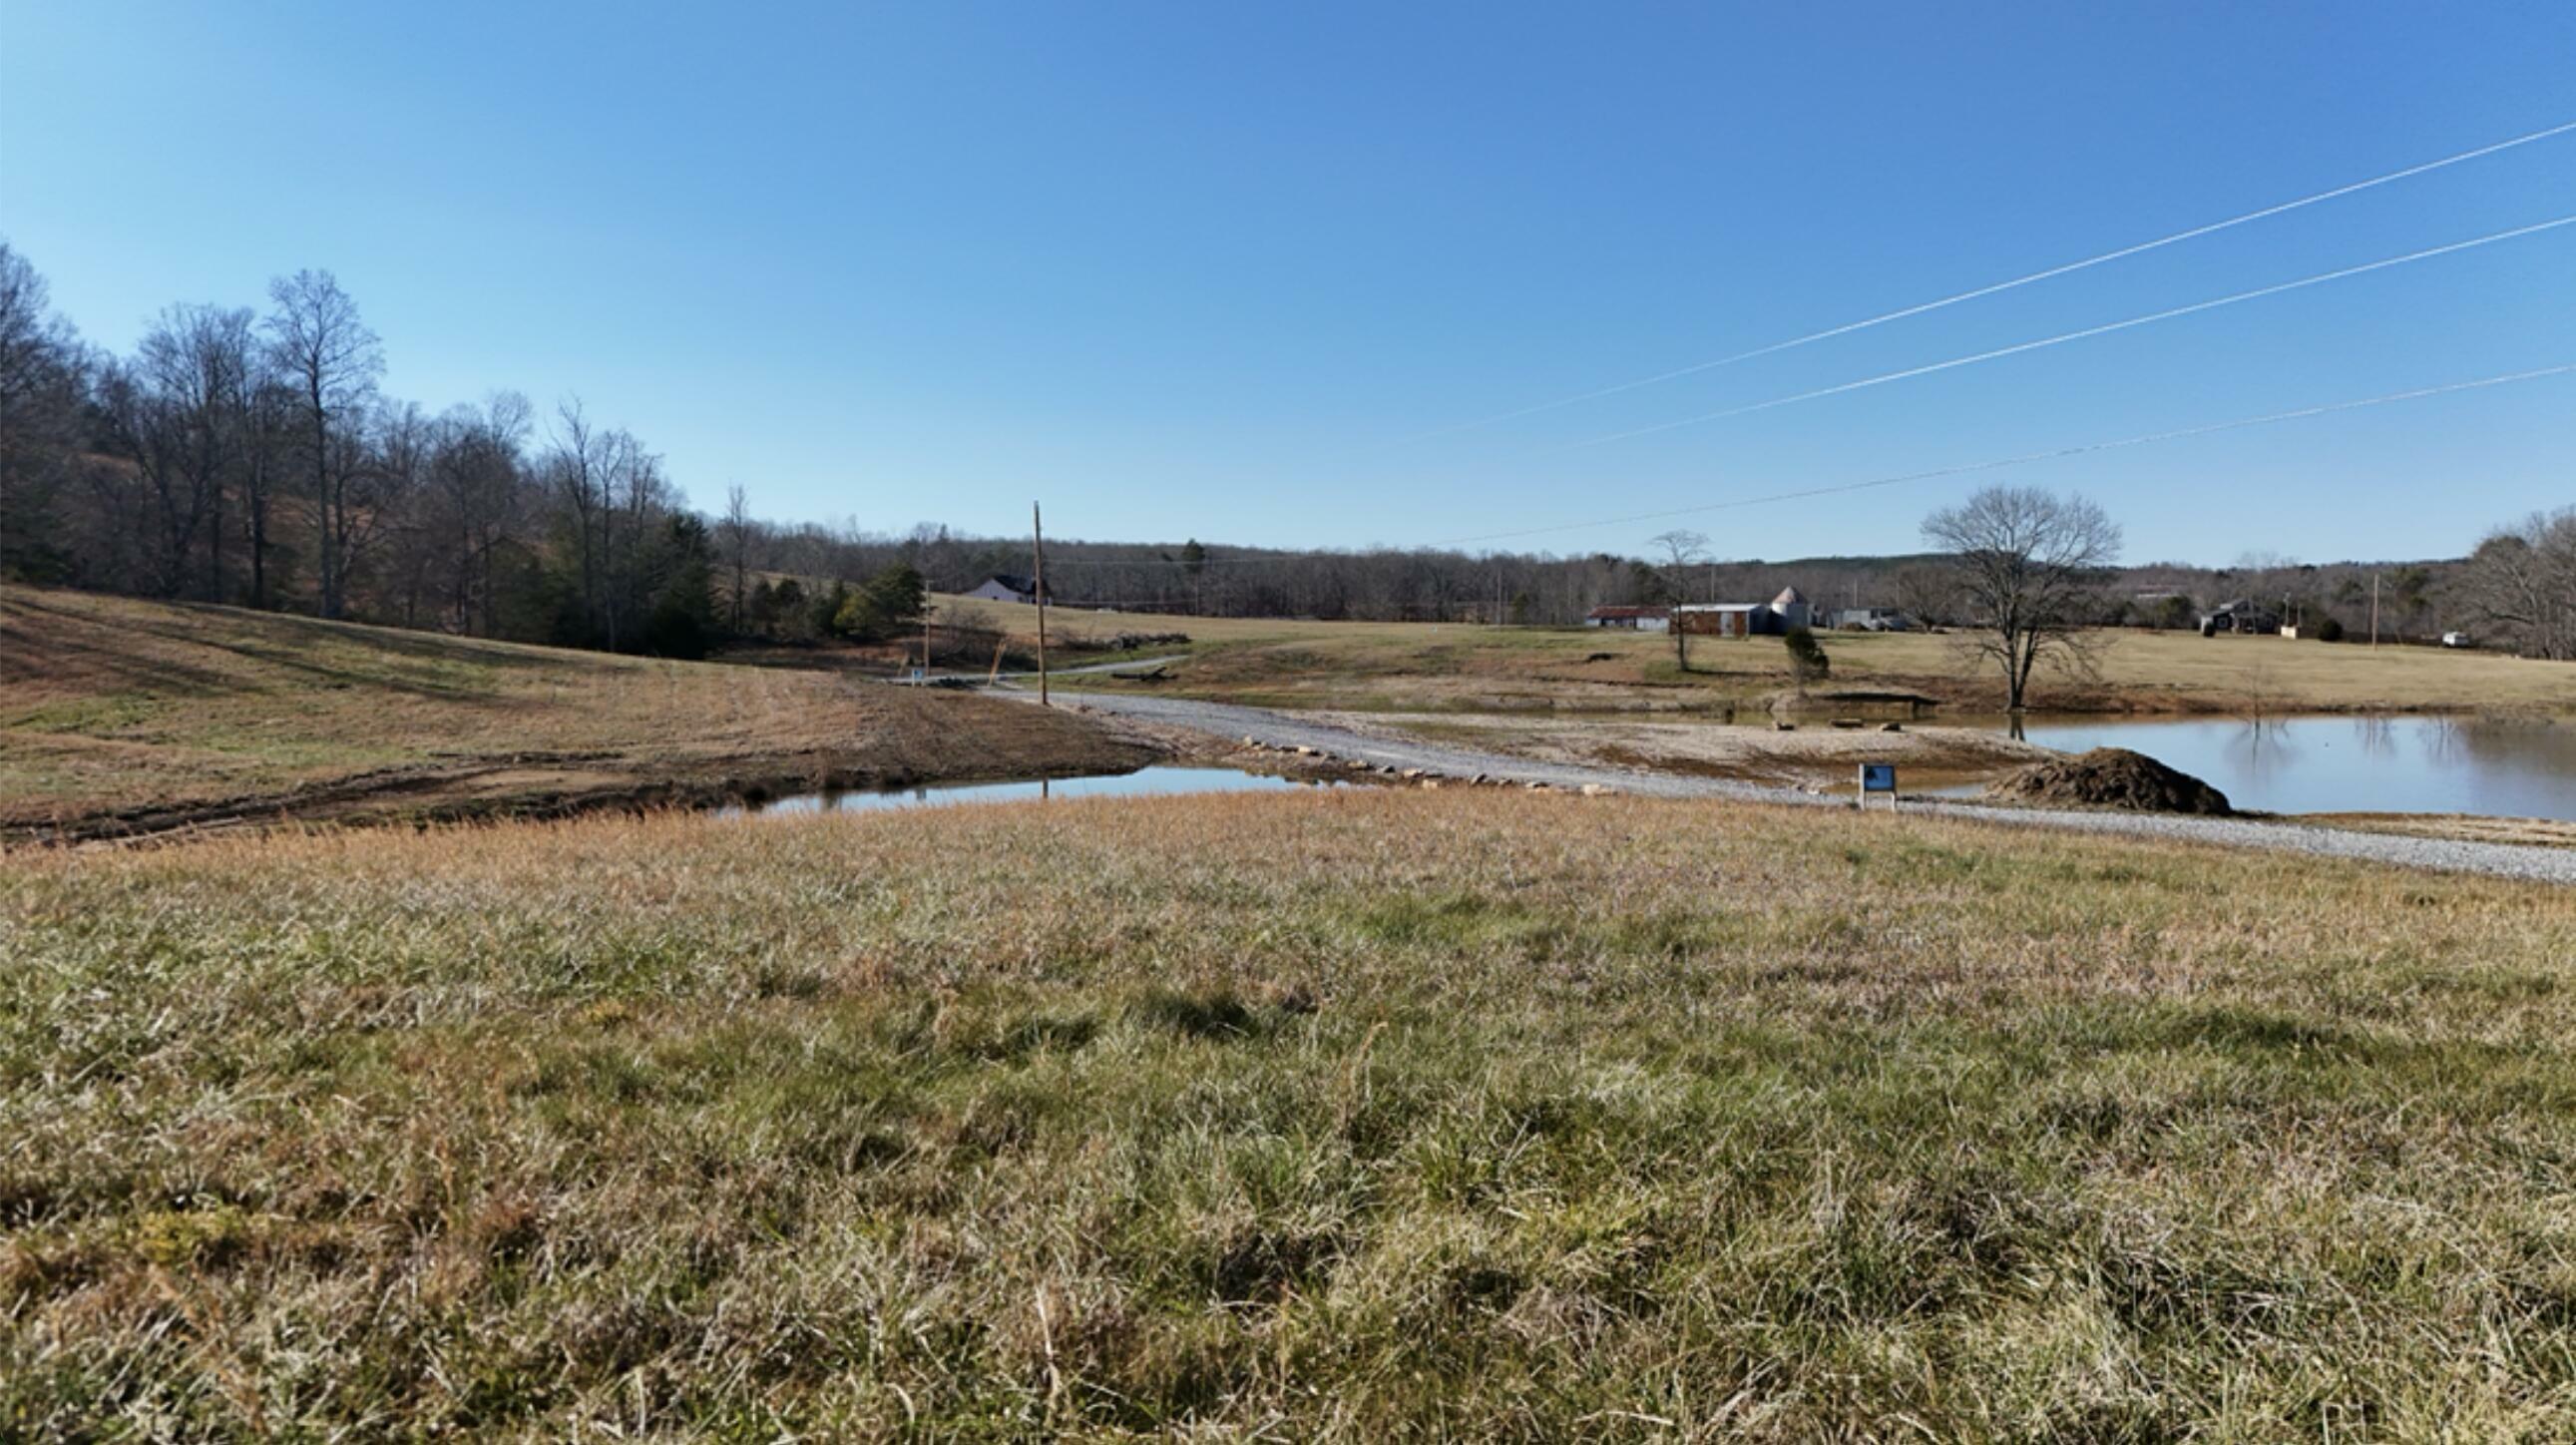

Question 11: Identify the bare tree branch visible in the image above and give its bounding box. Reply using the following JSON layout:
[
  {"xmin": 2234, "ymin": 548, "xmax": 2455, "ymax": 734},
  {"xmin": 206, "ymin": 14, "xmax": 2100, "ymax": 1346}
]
[{"xmin": 1923, "ymin": 486, "xmax": 2122, "ymax": 711}]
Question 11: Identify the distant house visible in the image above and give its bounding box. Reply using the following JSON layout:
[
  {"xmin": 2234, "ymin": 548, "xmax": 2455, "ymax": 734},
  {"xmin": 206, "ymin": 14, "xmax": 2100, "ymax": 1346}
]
[
  {"xmin": 1672, "ymin": 587, "xmax": 1816, "ymax": 638},
  {"xmin": 1829, "ymin": 607, "xmax": 1912, "ymax": 632},
  {"xmin": 964, "ymin": 574, "xmax": 1049, "ymax": 606},
  {"xmin": 1583, "ymin": 605, "xmax": 1670, "ymax": 633},
  {"xmin": 2198, "ymin": 600, "xmax": 2280, "ymax": 637}
]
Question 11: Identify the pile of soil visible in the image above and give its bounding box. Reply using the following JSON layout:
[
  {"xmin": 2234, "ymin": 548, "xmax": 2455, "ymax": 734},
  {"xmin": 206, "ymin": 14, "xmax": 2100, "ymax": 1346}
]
[{"xmin": 1982, "ymin": 747, "xmax": 2233, "ymax": 816}]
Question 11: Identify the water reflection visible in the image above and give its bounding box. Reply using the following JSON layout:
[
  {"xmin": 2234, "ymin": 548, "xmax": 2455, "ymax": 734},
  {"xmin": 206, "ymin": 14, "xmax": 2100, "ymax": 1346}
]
[
  {"xmin": 1971, "ymin": 714, "xmax": 2576, "ymax": 818},
  {"xmin": 726, "ymin": 765, "xmax": 1344, "ymax": 816},
  {"xmin": 2223, "ymin": 717, "xmax": 2299, "ymax": 778}
]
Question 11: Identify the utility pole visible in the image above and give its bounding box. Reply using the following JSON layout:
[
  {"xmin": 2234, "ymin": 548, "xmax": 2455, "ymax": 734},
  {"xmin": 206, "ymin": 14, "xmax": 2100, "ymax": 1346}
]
[
  {"xmin": 1033, "ymin": 502, "xmax": 1050, "ymax": 708},
  {"xmin": 922, "ymin": 600, "xmax": 934, "ymax": 685}
]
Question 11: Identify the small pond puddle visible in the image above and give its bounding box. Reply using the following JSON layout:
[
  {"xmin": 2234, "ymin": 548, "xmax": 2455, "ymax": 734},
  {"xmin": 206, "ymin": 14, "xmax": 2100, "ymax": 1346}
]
[{"xmin": 726, "ymin": 765, "xmax": 1345, "ymax": 816}]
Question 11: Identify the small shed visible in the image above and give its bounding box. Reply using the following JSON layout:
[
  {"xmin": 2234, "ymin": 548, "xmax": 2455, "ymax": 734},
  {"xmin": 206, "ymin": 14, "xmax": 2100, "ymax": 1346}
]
[
  {"xmin": 1672, "ymin": 603, "xmax": 1769, "ymax": 637},
  {"xmin": 1583, "ymin": 605, "xmax": 1671, "ymax": 633}
]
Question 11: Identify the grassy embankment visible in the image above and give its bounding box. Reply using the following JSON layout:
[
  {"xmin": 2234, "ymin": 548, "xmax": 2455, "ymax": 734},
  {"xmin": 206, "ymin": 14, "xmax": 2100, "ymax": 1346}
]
[
  {"xmin": 966, "ymin": 594, "xmax": 2576, "ymax": 719},
  {"xmin": 6, "ymin": 789, "xmax": 2575, "ymax": 1436},
  {"xmin": 0, "ymin": 586, "xmax": 1157, "ymax": 840}
]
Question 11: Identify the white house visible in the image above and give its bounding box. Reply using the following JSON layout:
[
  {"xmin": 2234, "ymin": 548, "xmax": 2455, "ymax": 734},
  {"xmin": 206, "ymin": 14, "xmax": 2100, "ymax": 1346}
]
[{"xmin": 964, "ymin": 574, "xmax": 1047, "ymax": 606}]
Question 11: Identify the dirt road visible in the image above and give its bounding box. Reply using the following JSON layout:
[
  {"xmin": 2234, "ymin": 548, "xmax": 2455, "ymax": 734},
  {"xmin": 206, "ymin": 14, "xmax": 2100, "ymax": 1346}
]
[{"xmin": 1043, "ymin": 690, "xmax": 2576, "ymax": 885}]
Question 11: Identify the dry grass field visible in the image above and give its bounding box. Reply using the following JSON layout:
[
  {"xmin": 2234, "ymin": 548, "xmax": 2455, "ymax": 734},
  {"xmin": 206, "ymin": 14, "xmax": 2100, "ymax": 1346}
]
[
  {"xmin": 971, "ymin": 595, "xmax": 2576, "ymax": 718},
  {"xmin": 0, "ymin": 587, "xmax": 1156, "ymax": 840},
  {"xmin": 1314, "ymin": 712, "xmax": 2055, "ymax": 790},
  {"xmin": 6, "ymin": 788, "xmax": 2575, "ymax": 1436},
  {"xmin": 2302, "ymin": 812, "xmax": 2576, "ymax": 850}
]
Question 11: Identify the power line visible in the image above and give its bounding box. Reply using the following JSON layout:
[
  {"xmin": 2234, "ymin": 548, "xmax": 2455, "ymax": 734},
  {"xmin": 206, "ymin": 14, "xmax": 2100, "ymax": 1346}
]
[
  {"xmin": 1439, "ymin": 363, "xmax": 2576, "ymax": 547},
  {"xmin": 1394, "ymin": 118, "xmax": 2576, "ymax": 444},
  {"xmin": 1567, "ymin": 214, "xmax": 2576, "ymax": 448},
  {"xmin": 1040, "ymin": 361, "xmax": 2576, "ymax": 568}
]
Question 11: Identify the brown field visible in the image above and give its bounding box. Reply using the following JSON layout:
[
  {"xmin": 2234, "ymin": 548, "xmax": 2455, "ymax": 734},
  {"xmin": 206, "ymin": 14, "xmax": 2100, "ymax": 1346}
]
[
  {"xmin": 959, "ymin": 594, "xmax": 2576, "ymax": 718},
  {"xmin": 0, "ymin": 586, "xmax": 1157, "ymax": 841},
  {"xmin": 6, "ymin": 789, "xmax": 2575, "ymax": 1435},
  {"xmin": 1311, "ymin": 711, "xmax": 2054, "ymax": 790}
]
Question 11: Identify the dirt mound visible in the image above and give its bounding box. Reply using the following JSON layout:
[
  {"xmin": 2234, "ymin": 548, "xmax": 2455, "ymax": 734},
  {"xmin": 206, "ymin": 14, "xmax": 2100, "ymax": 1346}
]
[{"xmin": 1982, "ymin": 747, "xmax": 2232, "ymax": 815}]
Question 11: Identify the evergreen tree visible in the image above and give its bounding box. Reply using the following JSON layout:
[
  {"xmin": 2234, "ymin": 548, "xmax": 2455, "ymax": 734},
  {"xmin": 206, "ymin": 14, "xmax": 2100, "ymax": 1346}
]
[
  {"xmin": 827, "ymin": 563, "xmax": 928, "ymax": 643},
  {"xmin": 642, "ymin": 514, "xmax": 718, "ymax": 657},
  {"xmin": 812, "ymin": 580, "xmax": 850, "ymax": 638},
  {"xmin": 1784, "ymin": 626, "xmax": 1830, "ymax": 685},
  {"xmin": 863, "ymin": 562, "xmax": 926, "ymax": 630}
]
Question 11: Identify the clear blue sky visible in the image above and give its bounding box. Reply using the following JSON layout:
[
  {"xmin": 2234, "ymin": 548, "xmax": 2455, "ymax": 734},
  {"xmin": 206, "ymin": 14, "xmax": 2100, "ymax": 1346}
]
[{"xmin": 5, "ymin": 1, "xmax": 2571, "ymax": 565}]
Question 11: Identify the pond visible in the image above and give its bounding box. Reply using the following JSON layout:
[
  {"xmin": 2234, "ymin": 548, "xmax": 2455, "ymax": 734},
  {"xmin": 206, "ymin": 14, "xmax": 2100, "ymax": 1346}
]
[
  {"xmin": 1958, "ymin": 715, "xmax": 2576, "ymax": 819},
  {"xmin": 728, "ymin": 765, "xmax": 1345, "ymax": 815}
]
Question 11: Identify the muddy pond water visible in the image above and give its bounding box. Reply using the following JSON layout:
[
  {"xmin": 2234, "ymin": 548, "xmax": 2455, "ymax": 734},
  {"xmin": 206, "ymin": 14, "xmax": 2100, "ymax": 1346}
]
[
  {"xmin": 728, "ymin": 765, "xmax": 1344, "ymax": 815},
  {"xmin": 1954, "ymin": 715, "xmax": 2576, "ymax": 819}
]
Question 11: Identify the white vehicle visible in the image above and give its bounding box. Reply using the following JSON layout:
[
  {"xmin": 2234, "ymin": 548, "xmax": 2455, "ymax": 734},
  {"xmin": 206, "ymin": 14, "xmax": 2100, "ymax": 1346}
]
[{"xmin": 2440, "ymin": 631, "xmax": 2474, "ymax": 650}]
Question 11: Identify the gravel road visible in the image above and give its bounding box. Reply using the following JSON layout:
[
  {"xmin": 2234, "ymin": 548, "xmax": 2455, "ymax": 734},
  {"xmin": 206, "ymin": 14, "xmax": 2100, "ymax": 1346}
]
[{"xmin": 1039, "ymin": 689, "xmax": 2576, "ymax": 886}]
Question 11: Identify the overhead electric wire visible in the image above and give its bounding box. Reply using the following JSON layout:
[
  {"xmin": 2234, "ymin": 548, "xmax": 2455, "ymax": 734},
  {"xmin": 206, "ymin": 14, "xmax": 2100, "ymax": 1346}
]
[
  {"xmin": 1394, "ymin": 118, "xmax": 2576, "ymax": 444},
  {"xmin": 1036, "ymin": 361, "xmax": 2576, "ymax": 568},
  {"xmin": 1567, "ymin": 215, "xmax": 2576, "ymax": 447},
  {"xmin": 1440, "ymin": 362, "xmax": 2576, "ymax": 547}
]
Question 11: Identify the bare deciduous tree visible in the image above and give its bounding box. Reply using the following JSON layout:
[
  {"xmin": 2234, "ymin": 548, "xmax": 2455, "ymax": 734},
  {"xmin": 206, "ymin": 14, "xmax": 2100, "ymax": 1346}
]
[
  {"xmin": 1648, "ymin": 529, "xmax": 1709, "ymax": 588},
  {"xmin": 549, "ymin": 398, "xmax": 626, "ymax": 643},
  {"xmin": 546, "ymin": 399, "xmax": 671, "ymax": 649},
  {"xmin": 230, "ymin": 367, "xmax": 295, "ymax": 610},
  {"xmin": 1923, "ymin": 486, "xmax": 2121, "ymax": 712},
  {"xmin": 96, "ymin": 357, "xmax": 204, "ymax": 598},
  {"xmin": 1648, "ymin": 528, "xmax": 1709, "ymax": 670},
  {"xmin": 0, "ymin": 242, "xmax": 90, "ymax": 582},
  {"xmin": 136, "ymin": 305, "xmax": 257, "ymax": 599},
  {"xmin": 364, "ymin": 399, "xmax": 431, "ymax": 620},
  {"xmin": 264, "ymin": 269, "xmax": 382, "ymax": 618},
  {"xmin": 2458, "ymin": 509, "xmax": 2576, "ymax": 660},
  {"xmin": 722, "ymin": 483, "xmax": 753, "ymax": 633},
  {"xmin": 428, "ymin": 392, "xmax": 531, "ymax": 634},
  {"xmin": 1893, "ymin": 562, "xmax": 1964, "ymax": 629}
]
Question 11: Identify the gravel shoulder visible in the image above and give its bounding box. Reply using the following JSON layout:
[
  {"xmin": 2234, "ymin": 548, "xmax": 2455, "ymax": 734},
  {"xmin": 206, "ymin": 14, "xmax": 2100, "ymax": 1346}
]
[{"xmin": 1041, "ymin": 689, "xmax": 2576, "ymax": 886}]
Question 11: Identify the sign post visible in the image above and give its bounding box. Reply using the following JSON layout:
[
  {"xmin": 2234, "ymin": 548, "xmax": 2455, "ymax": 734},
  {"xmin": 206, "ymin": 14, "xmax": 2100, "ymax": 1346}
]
[{"xmin": 1858, "ymin": 762, "xmax": 1898, "ymax": 812}]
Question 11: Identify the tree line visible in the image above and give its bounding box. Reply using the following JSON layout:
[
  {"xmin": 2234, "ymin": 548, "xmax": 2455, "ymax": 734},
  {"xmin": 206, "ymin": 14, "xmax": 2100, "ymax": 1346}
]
[
  {"xmin": 3, "ymin": 239, "xmax": 2565, "ymax": 659},
  {"xmin": 2, "ymin": 244, "xmax": 731, "ymax": 653},
  {"xmin": 0, "ymin": 241, "xmax": 1660, "ymax": 647}
]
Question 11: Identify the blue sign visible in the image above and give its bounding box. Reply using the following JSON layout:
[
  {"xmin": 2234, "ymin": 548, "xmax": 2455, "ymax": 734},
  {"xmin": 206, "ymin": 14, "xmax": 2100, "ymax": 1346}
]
[{"xmin": 1860, "ymin": 763, "xmax": 1897, "ymax": 793}]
